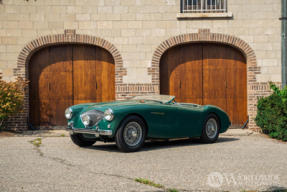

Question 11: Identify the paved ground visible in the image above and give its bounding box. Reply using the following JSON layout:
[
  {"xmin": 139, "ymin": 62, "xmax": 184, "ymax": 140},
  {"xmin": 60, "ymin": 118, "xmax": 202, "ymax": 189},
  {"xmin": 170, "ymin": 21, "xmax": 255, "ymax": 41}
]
[{"xmin": 0, "ymin": 133, "xmax": 286, "ymax": 192}]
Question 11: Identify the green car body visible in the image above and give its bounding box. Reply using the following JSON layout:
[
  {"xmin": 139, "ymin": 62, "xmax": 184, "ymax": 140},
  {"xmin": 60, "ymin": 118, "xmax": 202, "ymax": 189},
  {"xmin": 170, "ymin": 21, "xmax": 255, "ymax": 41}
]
[{"xmin": 66, "ymin": 97, "xmax": 231, "ymax": 141}]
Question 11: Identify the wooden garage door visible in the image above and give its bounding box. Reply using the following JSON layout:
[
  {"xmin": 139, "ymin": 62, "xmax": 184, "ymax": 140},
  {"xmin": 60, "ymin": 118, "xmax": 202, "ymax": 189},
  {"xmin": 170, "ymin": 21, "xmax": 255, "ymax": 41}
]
[
  {"xmin": 29, "ymin": 44, "xmax": 115, "ymax": 127},
  {"xmin": 160, "ymin": 43, "xmax": 247, "ymax": 126}
]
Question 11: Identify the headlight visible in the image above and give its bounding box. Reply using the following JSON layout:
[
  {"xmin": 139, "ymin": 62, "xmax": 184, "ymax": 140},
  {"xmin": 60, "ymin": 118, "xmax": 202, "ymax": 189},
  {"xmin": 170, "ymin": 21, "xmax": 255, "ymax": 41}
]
[
  {"xmin": 82, "ymin": 115, "xmax": 91, "ymax": 126},
  {"xmin": 104, "ymin": 108, "xmax": 114, "ymax": 121},
  {"xmin": 65, "ymin": 108, "xmax": 73, "ymax": 119}
]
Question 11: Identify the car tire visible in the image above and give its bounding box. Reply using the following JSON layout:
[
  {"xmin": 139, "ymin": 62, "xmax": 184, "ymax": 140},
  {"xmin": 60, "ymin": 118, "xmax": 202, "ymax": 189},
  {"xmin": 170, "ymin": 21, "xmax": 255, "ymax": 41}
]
[
  {"xmin": 200, "ymin": 114, "xmax": 220, "ymax": 143},
  {"xmin": 70, "ymin": 134, "xmax": 96, "ymax": 147},
  {"xmin": 115, "ymin": 115, "xmax": 147, "ymax": 152}
]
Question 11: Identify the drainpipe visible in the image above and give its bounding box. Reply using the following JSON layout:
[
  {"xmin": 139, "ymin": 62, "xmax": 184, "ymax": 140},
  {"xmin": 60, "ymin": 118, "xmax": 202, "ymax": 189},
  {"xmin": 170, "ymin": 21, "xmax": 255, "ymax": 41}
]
[{"xmin": 281, "ymin": 0, "xmax": 287, "ymax": 87}]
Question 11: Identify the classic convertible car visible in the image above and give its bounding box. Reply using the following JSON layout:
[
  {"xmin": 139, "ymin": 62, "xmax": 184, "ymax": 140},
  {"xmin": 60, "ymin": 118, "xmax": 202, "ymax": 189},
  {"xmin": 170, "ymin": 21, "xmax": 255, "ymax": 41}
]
[{"xmin": 65, "ymin": 95, "xmax": 231, "ymax": 152}]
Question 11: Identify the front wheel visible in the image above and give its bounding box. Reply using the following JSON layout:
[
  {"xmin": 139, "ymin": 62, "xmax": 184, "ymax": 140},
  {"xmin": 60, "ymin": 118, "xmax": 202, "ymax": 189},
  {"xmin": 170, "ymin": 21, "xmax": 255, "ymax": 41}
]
[
  {"xmin": 70, "ymin": 134, "xmax": 96, "ymax": 147},
  {"xmin": 200, "ymin": 114, "xmax": 220, "ymax": 143},
  {"xmin": 115, "ymin": 115, "xmax": 147, "ymax": 152}
]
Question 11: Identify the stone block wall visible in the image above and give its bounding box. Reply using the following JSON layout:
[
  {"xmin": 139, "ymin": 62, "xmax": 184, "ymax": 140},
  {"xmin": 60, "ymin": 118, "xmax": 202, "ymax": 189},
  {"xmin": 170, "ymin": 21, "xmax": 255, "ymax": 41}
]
[{"xmin": 0, "ymin": 0, "xmax": 282, "ymax": 131}]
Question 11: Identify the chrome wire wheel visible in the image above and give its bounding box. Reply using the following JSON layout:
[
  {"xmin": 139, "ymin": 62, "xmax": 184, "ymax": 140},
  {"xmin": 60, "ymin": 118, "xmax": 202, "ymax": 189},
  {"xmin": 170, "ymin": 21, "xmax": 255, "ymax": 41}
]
[
  {"xmin": 206, "ymin": 118, "xmax": 218, "ymax": 139},
  {"xmin": 123, "ymin": 122, "xmax": 143, "ymax": 147}
]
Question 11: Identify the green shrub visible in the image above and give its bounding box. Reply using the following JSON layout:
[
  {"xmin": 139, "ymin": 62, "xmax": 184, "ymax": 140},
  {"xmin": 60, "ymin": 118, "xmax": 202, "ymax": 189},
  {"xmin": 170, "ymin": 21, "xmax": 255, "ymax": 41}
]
[
  {"xmin": 0, "ymin": 74, "xmax": 29, "ymax": 129},
  {"xmin": 255, "ymin": 83, "xmax": 287, "ymax": 141},
  {"xmin": 269, "ymin": 82, "xmax": 287, "ymax": 103}
]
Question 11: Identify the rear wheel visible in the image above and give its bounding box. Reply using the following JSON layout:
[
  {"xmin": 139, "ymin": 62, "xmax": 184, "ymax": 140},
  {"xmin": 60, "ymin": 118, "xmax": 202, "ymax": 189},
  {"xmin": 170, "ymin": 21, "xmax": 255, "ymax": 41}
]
[
  {"xmin": 200, "ymin": 114, "xmax": 220, "ymax": 143},
  {"xmin": 70, "ymin": 134, "xmax": 96, "ymax": 147},
  {"xmin": 115, "ymin": 115, "xmax": 147, "ymax": 152}
]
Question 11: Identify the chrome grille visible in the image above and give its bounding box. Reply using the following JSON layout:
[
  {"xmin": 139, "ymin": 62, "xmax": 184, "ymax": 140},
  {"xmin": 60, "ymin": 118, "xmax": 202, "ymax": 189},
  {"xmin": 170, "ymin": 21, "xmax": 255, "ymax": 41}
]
[{"xmin": 80, "ymin": 110, "xmax": 105, "ymax": 127}]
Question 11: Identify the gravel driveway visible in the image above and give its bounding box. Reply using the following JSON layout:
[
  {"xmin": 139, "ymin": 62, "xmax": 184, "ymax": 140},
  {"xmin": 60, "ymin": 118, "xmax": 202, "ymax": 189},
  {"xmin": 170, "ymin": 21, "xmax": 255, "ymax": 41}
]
[{"xmin": 0, "ymin": 134, "xmax": 286, "ymax": 192}]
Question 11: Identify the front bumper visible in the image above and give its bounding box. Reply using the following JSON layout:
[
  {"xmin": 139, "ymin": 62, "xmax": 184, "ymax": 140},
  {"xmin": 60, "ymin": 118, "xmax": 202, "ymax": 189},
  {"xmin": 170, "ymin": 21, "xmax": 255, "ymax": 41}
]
[{"xmin": 66, "ymin": 127, "xmax": 112, "ymax": 137}]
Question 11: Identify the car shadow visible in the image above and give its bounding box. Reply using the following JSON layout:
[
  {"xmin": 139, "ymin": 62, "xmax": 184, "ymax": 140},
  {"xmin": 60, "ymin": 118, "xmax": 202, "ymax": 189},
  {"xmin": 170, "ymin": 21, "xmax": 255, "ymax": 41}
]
[{"xmin": 85, "ymin": 136, "xmax": 239, "ymax": 153}]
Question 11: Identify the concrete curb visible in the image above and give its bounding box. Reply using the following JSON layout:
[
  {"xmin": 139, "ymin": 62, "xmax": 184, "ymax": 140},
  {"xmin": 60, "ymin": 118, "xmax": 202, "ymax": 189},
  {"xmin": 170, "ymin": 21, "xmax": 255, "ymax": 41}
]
[
  {"xmin": 14, "ymin": 130, "xmax": 69, "ymax": 137},
  {"xmin": 220, "ymin": 129, "xmax": 258, "ymax": 137}
]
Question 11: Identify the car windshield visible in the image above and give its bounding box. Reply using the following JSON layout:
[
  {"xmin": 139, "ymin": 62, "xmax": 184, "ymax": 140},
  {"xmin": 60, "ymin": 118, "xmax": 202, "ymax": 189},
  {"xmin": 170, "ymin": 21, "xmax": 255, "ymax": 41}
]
[{"xmin": 127, "ymin": 95, "xmax": 175, "ymax": 104}]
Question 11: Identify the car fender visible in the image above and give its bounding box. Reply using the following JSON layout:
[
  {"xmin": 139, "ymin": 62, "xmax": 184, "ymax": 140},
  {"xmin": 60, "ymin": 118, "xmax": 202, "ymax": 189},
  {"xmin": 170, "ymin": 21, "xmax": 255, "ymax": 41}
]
[
  {"xmin": 199, "ymin": 105, "xmax": 230, "ymax": 134},
  {"xmin": 97, "ymin": 104, "xmax": 154, "ymax": 138}
]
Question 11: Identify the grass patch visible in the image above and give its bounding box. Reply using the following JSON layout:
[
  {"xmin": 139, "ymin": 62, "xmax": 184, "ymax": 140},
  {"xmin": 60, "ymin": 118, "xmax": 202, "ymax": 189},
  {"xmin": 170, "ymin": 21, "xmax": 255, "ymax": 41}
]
[
  {"xmin": 134, "ymin": 178, "xmax": 164, "ymax": 188},
  {"xmin": 29, "ymin": 138, "xmax": 42, "ymax": 147},
  {"xmin": 167, "ymin": 189, "xmax": 178, "ymax": 192},
  {"xmin": 60, "ymin": 134, "xmax": 65, "ymax": 137},
  {"xmin": 134, "ymin": 178, "xmax": 178, "ymax": 192}
]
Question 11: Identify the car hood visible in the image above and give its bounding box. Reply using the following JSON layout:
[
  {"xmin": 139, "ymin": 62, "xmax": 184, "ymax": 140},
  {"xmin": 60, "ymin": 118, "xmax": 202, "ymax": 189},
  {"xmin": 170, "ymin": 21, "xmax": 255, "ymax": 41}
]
[{"xmin": 81, "ymin": 100, "xmax": 142, "ymax": 113}]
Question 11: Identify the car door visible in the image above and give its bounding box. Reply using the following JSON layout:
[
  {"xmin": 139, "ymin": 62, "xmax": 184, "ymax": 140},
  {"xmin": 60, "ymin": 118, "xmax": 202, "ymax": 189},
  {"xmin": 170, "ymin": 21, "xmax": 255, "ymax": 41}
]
[
  {"xmin": 174, "ymin": 104, "xmax": 202, "ymax": 137},
  {"xmin": 145, "ymin": 103, "xmax": 179, "ymax": 139}
]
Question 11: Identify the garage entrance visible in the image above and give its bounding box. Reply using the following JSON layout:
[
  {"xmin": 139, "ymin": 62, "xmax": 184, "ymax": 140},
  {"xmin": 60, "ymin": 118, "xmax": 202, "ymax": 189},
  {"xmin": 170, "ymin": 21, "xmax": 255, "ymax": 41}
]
[
  {"xmin": 160, "ymin": 43, "xmax": 247, "ymax": 126},
  {"xmin": 29, "ymin": 44, "xmax": 115, "ymax": 127}
]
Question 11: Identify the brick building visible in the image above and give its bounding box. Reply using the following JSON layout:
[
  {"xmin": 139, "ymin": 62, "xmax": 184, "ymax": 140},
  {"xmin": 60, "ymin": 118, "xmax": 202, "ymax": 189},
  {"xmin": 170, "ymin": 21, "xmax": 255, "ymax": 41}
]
[{"xmin": 0, "ymin": 0, "xmax": 282, "ymax": 132}]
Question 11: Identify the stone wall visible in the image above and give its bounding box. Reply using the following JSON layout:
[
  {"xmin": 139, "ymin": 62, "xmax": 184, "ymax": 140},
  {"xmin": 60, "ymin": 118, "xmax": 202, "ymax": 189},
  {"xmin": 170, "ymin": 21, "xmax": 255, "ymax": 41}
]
[{"xmin": 0, "ymin": 0, "xmax": 282, "ymax": 131}]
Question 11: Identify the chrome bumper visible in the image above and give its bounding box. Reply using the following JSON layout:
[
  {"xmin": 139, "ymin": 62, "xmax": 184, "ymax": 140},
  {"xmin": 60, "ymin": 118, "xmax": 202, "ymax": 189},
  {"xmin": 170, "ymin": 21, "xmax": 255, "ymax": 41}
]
[{"xmin": 66, "ymin": 127, "xmax": 112, "ymax": 137}]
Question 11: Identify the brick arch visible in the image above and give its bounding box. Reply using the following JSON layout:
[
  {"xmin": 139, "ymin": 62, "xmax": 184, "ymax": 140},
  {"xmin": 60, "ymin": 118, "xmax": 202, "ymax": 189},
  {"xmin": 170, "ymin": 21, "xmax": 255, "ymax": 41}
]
[
  {"xmin": 149, "ymin": 29, "xmax": 260, "ymax": 131},
  {"xmin": 8, "ymin": 30, "xmax": 126, "ymax": 132},
  {"xmin": 14, "ymin": 30, "xmax": 125, "ymax": 82},
  {"xmin": 149, "ymin": 29, "xmax": 258, "ymax": 83}
]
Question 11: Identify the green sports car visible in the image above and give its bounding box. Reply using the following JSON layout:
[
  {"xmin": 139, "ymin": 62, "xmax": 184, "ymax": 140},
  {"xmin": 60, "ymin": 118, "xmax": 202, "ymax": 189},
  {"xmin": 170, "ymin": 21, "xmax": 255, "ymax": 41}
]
[{"xmin": 65, "ymin": 95, "xmax": 231, "ymax": 152}]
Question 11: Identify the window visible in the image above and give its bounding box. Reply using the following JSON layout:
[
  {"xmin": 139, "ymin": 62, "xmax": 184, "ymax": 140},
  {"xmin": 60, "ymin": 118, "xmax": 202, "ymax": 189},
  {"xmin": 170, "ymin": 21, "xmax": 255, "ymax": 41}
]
[
  {"xmin": 177, "ymin": 0, "xmax": 232, "ymax": 19},
  {"xmin": 181, "ymin": 0, "xmax": 227, "ymax": 13}
]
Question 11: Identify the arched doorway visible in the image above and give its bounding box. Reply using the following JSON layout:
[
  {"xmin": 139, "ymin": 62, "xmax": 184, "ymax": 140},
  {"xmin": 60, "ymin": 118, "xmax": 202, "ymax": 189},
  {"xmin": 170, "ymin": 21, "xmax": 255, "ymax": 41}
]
[
  {"xmin": 29, "ymin": 44, "xmax": 115, "ymax": 127},
  {"xmin": 160, "ymin": 43, "xmax": 247, "ymax": 126}
]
